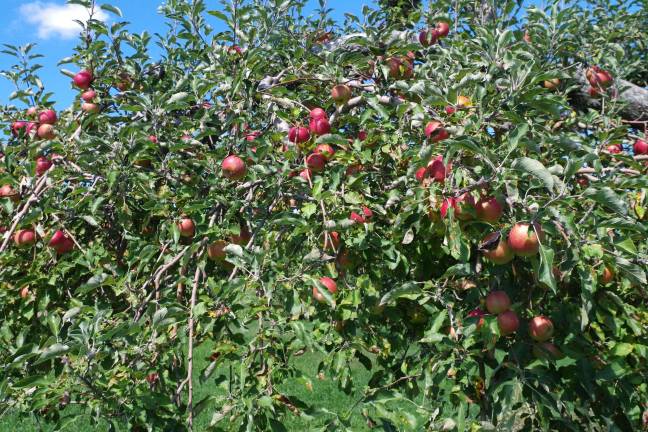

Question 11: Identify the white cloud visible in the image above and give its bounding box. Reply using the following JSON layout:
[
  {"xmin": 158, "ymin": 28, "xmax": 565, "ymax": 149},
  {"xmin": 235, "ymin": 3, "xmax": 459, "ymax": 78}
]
[{"xmin": 19, "ymin": 2, "xmax": 109, "ymax": 40}]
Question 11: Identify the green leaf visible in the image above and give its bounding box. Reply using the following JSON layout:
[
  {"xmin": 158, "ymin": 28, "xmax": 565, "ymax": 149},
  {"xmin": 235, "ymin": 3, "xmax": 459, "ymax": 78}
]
[
  {"xmin": 100, "ymin": 4, "xmax": 123, "ymax": 17},
  {"xmin": 536, "ymin": 243, "xmax": 557, "ymax": 293},
  {"xmin": 379, "ymin": 282, "xmax": 422, "ymax": 305},
  {"xmin": 583, "ymin": 187, "xmax": 628, "ymax": 216},
  {"xmin": 512, "ymin": 157, "xmax": 554, "ymax": 191}
]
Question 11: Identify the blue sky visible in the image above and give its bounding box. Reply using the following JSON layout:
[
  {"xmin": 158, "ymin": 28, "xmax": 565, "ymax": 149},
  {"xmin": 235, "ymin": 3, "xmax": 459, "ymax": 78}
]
[{"xmin": 0, "ymin": 0, "xmax": 376, "ymax": 109}]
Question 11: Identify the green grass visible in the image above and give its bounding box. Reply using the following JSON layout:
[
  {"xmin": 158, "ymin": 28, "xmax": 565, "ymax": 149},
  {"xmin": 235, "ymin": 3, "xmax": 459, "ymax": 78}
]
[{"xmin": 1, "ymin": 344, "xmax": 374, "ymax": 431}]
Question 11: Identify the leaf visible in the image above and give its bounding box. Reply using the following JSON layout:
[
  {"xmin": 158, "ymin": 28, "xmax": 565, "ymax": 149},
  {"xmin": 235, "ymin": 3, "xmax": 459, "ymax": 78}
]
[
  {"xmin": 100, "ymin": 4, "xmax": 123, "ymax": 16},
  {"xmin": 610, "ymin": 342, "xmax": 633, "ymax": 357},
  {"xmin": 536, "ymin": 243, "xmax": 557, "ymax": 293},
  {"xmin": 166, "ymin": 92, "xmax": 189, "ymax": 105},
  {"xmin": 379, "ymin": 282, "xmax": 422, "ymax": 305},
  {"xmin": 583, "ymin": 187, "xmax": 628, "ymax": 216},
  {"xmin": 615, "ymin": 256, "xmax": 647, "ymax": 286},
  {"xmin": 512, "ymin": 157, "xmax": 554, "ymax": 191}
]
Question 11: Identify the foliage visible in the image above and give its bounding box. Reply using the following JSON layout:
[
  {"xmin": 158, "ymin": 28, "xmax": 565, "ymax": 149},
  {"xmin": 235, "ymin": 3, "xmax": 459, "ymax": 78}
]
[{"xmin": 0, "ymin": 0, "xmax": 647, "ymax": 430}]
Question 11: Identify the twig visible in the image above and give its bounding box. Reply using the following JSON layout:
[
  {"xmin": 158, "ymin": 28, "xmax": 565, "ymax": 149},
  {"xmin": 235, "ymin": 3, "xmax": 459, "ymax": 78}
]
[{"xmin": 186, "ymin": 264, "xmax": 202, "ymax": 430}]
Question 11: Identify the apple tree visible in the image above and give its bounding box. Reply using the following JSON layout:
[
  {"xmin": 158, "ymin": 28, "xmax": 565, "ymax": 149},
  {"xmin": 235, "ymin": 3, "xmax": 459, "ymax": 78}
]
[{"xmin": 0, "ymin": 0, "xmax": 647, "ymax": 430}]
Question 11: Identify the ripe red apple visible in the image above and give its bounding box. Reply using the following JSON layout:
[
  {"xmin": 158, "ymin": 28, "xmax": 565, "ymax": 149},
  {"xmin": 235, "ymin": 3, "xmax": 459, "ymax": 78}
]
[
  {"xmin": 601, "ymin": 266, "xmax": 614, "ymax": 284},
  {"xmin": 349, "ymin": 212, "xmax": 366, "ymax": 224},
  {"xmin": 481, "ymin": 232, "xmax": 514, "ymax": 265},
  {"xmin": 230, "ymin": 225, "xmax": 251, "ymax": 246},
  {"xmin": 427, "ymin": 157, "xmax": 447, "ymax": 183},
  {"xmin": 497, "ymin": 310, "xmax": 519, "ymax": 335},
  {"xmin": 633, "ymin": 139, "xmax": 648, "ymax": 155},
  {"xmin": 315, "ymin": 144, "xmax": 335, "ymax": 160},
  {"xmin": 35, "ymin": 155, "xmax": 52, "ymax": 176},
  {"xmin": 0, "ymin": 184, "xmax": 19, "ymax": 201},
  {"xmin": 323, "ymin": 231, "xmax": 341, "ymax": 251},
  {"xmin": 387, "ymin": 56, "xmax": 413, "ymax": 80},
  {"xmin": 533, "ymin": 342, "xmax": 563, "ymax": 360},
  {"xmin": 331, "ymin": 84, "xmax": 352, "ymax": 104},
  {"xmin": 229, "ymin": 45, "xmax": 243, "ymax": 55},
  {"xmin": 73, "ymin": 69, "xmax": 93, "ymax": 89},
  {"xmin": 418, "ymin": 29, "xmax": 438, "ymax": 47},
  {"xmin": 149, "ymin": 135, "xmax": 158, "ymax": 144},
  {"xmin": 415, "ymin": 167, "xmax": 428, "ymax": 182},
  {"xmin": 425, "ymin": 121, "xmax": 449, "ymax": 142},
  {"xmin": 39, "ymin": 109, "xmax": 57, "ymax": 125},
  {"xmin": 576, "ymin": 176, "xmax": 589, "ymax": 187},
  {"xmin": 454, "ymin": 192, "xmax": 476, "ymax": 221},
  {"xmin": 177, "ymin": 217, "xmax": 195, "ymax": 238},
  {"xmin": 346, "ymin": 163, "xmax": 363, "ymax": 176},
  {"xmin": 445, "ymin": 105, "xmax": 456, "ymax": 115},
  {"xmin": 358, "ymin": 130, "xmax": 367, "ymax": 141},
  {"xmin": 435, "ymin": 22, "xmax": 450, "ymax": 37},
  {"xmin": 313, "ymin": 276, "xmax": 337, "ymax": 303},
  {"xmin": 81, "ymin": 89, "xmax": 96, "ymax": 102},
  {"xmin": 543, "ymin": 78, "xmax": 560, "ymax": 90},
  {"xmin": 440, "ymin": 197, "xmax": 455, "ymax": 219},
  {"xmin": 20, "ymin": 286, "xmax": 30, "ymax": 299},
  {"xmin": 476, "ymin": 196, "xmax": 503, "ymax": 223},
  {"xmin": 221, "ymin": 155, "xmax": 246, "ymax": 180},
  {"xmin": 586, "ymin": 66, "xmax": 613, "ymax": 89},
  {"xmin": 606, "ymin": 143, "xmax": 622, "ymax": 154},
  {"xmin": 486, "ymin": 290, "xmax": 511, "ymax": 314},
  {"xmin": 37, "ymin": 124, "xmax": 56, "ymax": 140},
  {"xmin": 508, "ymin": 222, "xmax": 543, "ymax": 257},
  {"xmin": 26, "ymin": 106, "xmax": 38, "ymax": 117},
  {"xmin": 588, "ymin": 86, "xmax": 602, "ymax": 97},
  {"xmin": 11, "ymin": 121, "xmax": 26, "ymax": 136},
  {"xmin": 309, "ymin": 117, "xmax": 331, "ymax": 136},
  {"xmin": 306, "ymin": 153, "xmax": 327, "ymax": 172},
  {"xmin": 14, "ymin": 229, "xmax": 36, "ymax": 247},
  {"xmin": 288, "ymin": 126, "xmax": 310, "ymax": 144},
  {"xmin": 529, "ymin": 316, "xmax": 554, "ymax": 342},
  {"xmin": 48, "ymin": 230, "xmax": 74, "ymax": 254},
  {"xmin": 245, "ymin": 131, "xmax": 260, "ymax": 141},
  {"xmin": 207, "ymin": 240, "xmax": 228, "ymax": 261},
  {"xmin": 309, "ymin": 108, "xmax": 327, "ymax": 120},
  {"xmin": 523, "ymin": 31, "xmax": 531, "ymax": 43},
  {"xmin": 81, "ymin": 103, "xmax": 100, "ymax": 114},
  {"xmin": 299, "ymin": 169, "xmax": 312, "ymax": 181},
  {"xmin": 467, "ymin": 307, "xmax": 486, "ymax": 328}
]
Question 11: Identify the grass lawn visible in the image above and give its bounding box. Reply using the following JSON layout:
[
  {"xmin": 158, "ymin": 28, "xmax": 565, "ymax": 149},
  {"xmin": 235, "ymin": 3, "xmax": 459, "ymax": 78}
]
[{"xmin": 0, "ymin": 343, "xmax": 376, "ymax": 431}]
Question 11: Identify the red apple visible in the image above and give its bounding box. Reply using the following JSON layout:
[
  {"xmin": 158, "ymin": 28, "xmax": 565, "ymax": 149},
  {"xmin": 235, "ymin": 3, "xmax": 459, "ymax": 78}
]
[
  {"xmin": 576, "ymin": 176, "xmax": 589, "ymax": 187},
  {"xmin": 35, "ymin": 155, "xmax": 52, "ymax": 176},
  {"xmin": 37, "ymin": 124, "xmax": 56, "ymax": 140},
  {"xmin": 486, "ymin": 290, "xmax": 511, "ymax": 314},
  {"xmin": 435, "ymin": 22, "xmax": 450, "ymax": 37},
  {"xmin": 427, "ymin": 157, "xmax": 447, "ymax": 183},
  {"xmin": 445, "ymin": 106, "xmax": 456, "ymax": 115},
  {"xmin": 323, "ymin": 231, "xmax": 341, "ymax": 251},
  {"xmin": 533, "ymin": 342, "xmax": 563, "ymax": 360},
  {"xmin": 48, "ymin": 230, "xmax": 74, "ymax": 254},
  {"xmin": 229, "ymin": 45, "xmax": 243, "ymax": 55},
  {"xmin": 245, "ymin": 131, "xmax": 260, "ymax": 141},
  {"xmin": 601, "ymin": 266, "xmax": 614, "ymax": 284},
  {"xmin": 221, "ymin": 155, "xmax": 246, "ymax": 180},
  {"xmin": 306, "ymin": 153, "xmax": 327, "ymax": 172},
  {"xmin": 440, "ymin": 197, "xmax": 455, "ymax": 219},
  {"xmin": 26, "ymin": 106, "xmax": 38, "ymax": 117},
  {"xmin": 476, "ymin": 196, "xmax": 503, "ymax": 223},
  {"xmin": 349, "ymin": 212, "xmax": 366, "ymax": 224},
  {"xmin": 415, "ymin": 167, "xmax": 428, "ymax": 182},
  {"xmin": 331, "ymin": 84, "xmax": 352, "ymax": 104},
  {"xmin": 346, "ymin": 163, "xmax": 363, "ymax": 176},
  {"xmin": 149, "ymin": 135, "xmax": 158, "ymax": 144},
  {"xmin": 418, "ymin": 29, "xmax": 438, "ymax": 47},
  {"xmin": 299, "ymin": 169, "xmax": 312, "ymax": 181},
  {"xmin": 497, "ymin": 310, "xmax": 519, "ymax": 335},
  {"xmin": 309, "ymin": 117, "xmax": 331, "ymax": 136},
  {"xmin": 315, "ymin": 144, "xmax": 335, "ymax": 160},
  {"xmin": 529, "ymin": 316, "xmax": 554, "ymax": 342},
  {"xmin": 39, "ymin": 109, "xmax": 57, "ymax": 125},
  {"xmin": 387, "ymin": 56, "xmax": 413, "ymax": 80},
  {"xmin": 588, "ymin": 86, "xmax": 602, "ymax": 97},
  {"xmin": 508, "ymin": 222, "xmax": 543, "ymax": 257},
  {"xmin": 454, "ymin": 192, "xmax": 476, "ymax": 221},
  {"xmin": 73, "ymin": 69, "xmax": 93, "ymax": 89},
  {"xmin": 177, "ymin": 217, "xmax": 195, "ymax": 238},
  {"xmin": 313, "ymin": 276, "xmax": 337, "ymax": 303},
  {"xmin": 207, "ymin": 240, "xmax": 228, "ymax": 261},
  {"xmin": 288, "ymin": 126, "xmax": 310, "ymax": 144},
  {"xmin": 0, "ymin": 184, "xmax": 19, "ymax": 201},
  {"xmin": 362, "ymin": 206, "xmax": 373, "ymax": 219},
  {"xmin": 11, "ymin": 121, "xmax": 26, "ymax": 136},
  {"xmin": 309, "ymin": 108, "xmax": 327, "ymax": 120},
  {"xmin": 633, "ymin": 139, "xmax": 648, "ymax": 155},
  {"xmin": 81, "ymin": 89, "xmax": 96, "ymax": 102},
  {"xmin": 81, "ymin": 103, "xmax": 100, "ymax": 114},
  {"xmin": 14, "ymin": 229, "xmax": 36, "ymax": 247},
  {"xmin": 425, "ymin": 121, "xmax": 449, "ymax": 142},
  {"xmin": 586, "ymin": 66, "xmax": 613, "ymax": 89},
  {"xmin": 481, "ymin": 232, "xmax": 514, "ymax": 265},
  {"xmin": 358, "ymin": 130, "xmax": 367, "ymax": 141},
  {"xmin": 467, "ymin": 307, "xmax": 486, "ymax": 328},
  {"xmin": 606, "ymin": 143, "xmax": 622, "ymax": 154},
  {"xmin": 230, "ymin": 225, "xmax": 251, "ymax": 246},
  {"xmin": 523, "ymin": 31, "xmax": 531, "ymax": 43}
]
